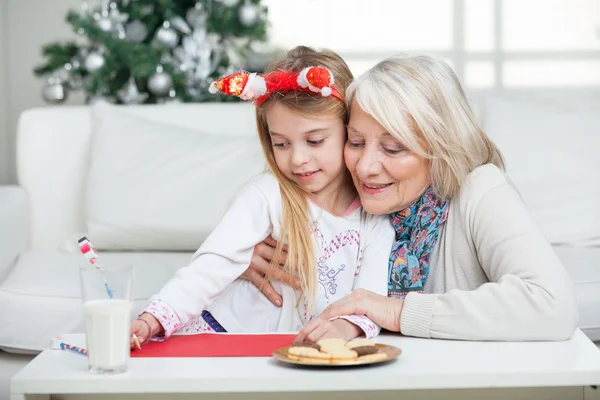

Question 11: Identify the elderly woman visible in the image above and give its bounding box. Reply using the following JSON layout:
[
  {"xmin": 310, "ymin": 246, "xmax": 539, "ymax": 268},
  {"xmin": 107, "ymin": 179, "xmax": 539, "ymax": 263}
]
[{"xmin": 244, "ymin": 54, "xmax": 579, "ymax": 341}]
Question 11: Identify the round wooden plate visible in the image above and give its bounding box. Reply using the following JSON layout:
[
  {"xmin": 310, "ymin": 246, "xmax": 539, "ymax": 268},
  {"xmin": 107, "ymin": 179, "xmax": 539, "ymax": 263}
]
[{"xmin": 272, "ymin": 343, "xmax": 401, "ymax": 367}]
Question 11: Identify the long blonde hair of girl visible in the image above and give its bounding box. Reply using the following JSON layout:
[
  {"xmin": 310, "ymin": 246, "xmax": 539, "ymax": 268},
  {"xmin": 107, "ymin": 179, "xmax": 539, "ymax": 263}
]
[{"xmin": 255, "ymin": 46, "xmax": 353, "ymax": 312}]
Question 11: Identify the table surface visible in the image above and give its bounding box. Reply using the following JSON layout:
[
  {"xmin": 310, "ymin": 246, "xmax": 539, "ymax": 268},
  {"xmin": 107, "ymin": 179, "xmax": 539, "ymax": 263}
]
[{"xmin": 11, "ymin": 330, "xmax": 600, "ymax": 395}]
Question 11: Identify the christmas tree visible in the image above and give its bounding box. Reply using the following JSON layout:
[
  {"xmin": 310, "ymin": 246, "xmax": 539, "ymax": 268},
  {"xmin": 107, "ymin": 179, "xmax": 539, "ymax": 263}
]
[{"xmin": 34, "ymin": 0, "xmax": 270, "ymax": 105}]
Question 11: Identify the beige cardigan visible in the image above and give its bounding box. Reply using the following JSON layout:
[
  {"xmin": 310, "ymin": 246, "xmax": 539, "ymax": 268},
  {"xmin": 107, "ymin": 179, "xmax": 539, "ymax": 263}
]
[{"xmin": 400, "ymin": 164, "xmax": 579, "ymax": 341}]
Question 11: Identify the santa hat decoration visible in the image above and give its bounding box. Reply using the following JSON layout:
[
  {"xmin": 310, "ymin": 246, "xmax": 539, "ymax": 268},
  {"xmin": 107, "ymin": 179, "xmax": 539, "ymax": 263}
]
[
  {"xmin": 297, "ymin": 66, "xmax": 335, "ymax": 97},
  {"xmin": 209, "ymin": 66, "xmax": 342, "ymax": 105},
  {"xmin": 209, "ymin": 72, "xmax": 248, "ymax": 96},
  {"xmin": 209, "ymin": 72, "xmax": 267, "ymax": 100}
]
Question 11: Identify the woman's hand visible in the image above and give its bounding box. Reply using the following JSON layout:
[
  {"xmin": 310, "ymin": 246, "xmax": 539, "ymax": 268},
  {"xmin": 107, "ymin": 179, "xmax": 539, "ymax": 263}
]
[
  {"xmin": 314, "ymin": 289, "xmax": 405, "ymax": 333},
  {"xmin": 295, "ymin": 319, "xmax": 362, "ymax": 343},
  {"xmin": 240, "ymin": 236, "xmax": 300, "ymax": 307}
]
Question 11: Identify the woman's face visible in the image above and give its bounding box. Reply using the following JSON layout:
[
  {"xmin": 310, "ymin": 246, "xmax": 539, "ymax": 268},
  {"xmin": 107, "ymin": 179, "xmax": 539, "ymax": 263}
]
[{"xmin": 344, "ymin": 100, "xmax": 430, "ymax": 215}]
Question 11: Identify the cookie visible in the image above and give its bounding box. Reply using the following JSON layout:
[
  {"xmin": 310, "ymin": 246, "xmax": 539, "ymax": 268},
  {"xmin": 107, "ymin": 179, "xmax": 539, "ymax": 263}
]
[
  {"xmin": 291, "ymin": 341, "xmax": 321, "ymax": 351},
  {"xmin": 330, "ymin": 358, "xmax": 360, "ymax": 365},
  {"xmin": 288, "ymin": 354, "xmax": 331, "ymax": 365},
  {"xmin": 319, "ymin": 344, "xmax": 358, "ymax": 360},
  {"xmin": 346, "ymin": 338, "xmax": 376, "ymax": 349},
  {"xmin": 352, "ymin": 345, "xmax": 379, "ymax": 356},
  {"xmin": 316, "ymin": 338, "xmax": 347, "ymax": 347},
  {"xmin": 288, "ymin": 346, "xmax": 331, "ymax": 360},
  {"xmin": 357, "ymin": 352, "xmax": 388, "ymax": 362}
]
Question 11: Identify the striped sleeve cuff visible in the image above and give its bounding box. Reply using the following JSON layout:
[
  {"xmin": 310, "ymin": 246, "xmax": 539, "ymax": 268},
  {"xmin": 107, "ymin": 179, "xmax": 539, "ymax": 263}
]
[
  {"xmin": 334, "ymin": 315, "xmax": 381, "ymax": 339},
  {"xmin": 142, "ymin": 299, "xmax": 182, "ymax": 339},
  {"xmin": 399, "ymin": 292, "xmax": 440, "ymax": 338}
]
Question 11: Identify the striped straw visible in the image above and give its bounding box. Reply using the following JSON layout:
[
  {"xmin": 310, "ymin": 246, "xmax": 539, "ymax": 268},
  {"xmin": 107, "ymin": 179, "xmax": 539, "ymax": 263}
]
[
  {"xmin": 60, "ymin": 342, "xmax": 88, "ymax": 356},
  {"xmin": 78, "ymin": 236, "xmax": 114, "ymax": 298}
]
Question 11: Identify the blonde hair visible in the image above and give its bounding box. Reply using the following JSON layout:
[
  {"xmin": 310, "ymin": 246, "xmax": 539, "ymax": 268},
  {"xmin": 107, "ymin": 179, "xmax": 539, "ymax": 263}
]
[
  {"xmin": 347, "ymin": 54, "xmax": 504, "ymax": 199},
  {"xmin": 255, "ymin": 46, "xmax": 353, "ymax": 311}
]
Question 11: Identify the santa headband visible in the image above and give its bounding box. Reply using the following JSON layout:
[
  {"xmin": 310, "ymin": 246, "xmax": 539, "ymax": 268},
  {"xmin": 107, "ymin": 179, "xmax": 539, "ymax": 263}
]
[{"xmin": 208, "ymin": 66, "xmax": 344, "ymax": 106}]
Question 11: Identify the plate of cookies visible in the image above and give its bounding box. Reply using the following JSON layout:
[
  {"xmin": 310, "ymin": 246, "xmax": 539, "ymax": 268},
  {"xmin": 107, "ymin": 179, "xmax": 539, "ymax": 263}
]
[{"xmin": 272, "ymin": 338, "xmax": 401, "ymax": 367}]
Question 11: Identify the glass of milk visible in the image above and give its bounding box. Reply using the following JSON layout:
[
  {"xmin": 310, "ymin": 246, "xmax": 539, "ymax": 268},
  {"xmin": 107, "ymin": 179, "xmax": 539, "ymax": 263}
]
[{"xmin": 80, "ymin": 265, "xmax": 133, "ymax": 374}]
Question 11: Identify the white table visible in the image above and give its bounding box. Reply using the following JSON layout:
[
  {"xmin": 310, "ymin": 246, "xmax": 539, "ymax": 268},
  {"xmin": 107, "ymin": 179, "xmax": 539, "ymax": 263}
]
[{"xmin": 10, "ymin": 330, "xmax": 600, "ymax": 400}]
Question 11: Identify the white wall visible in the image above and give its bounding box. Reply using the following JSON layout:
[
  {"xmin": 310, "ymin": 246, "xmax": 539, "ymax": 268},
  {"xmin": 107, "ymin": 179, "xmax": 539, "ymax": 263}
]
[
  {"xmin": 0, "ymin": 0, "xmax": 8, "ymax": 184},
  {"xmin": 0, "ymin": 0, "xmax": 85, "ymax": 184}
]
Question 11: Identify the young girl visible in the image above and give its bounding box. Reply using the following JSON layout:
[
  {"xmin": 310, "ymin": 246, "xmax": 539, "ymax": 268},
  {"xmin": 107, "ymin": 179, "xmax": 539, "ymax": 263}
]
[{"xmin": 130, "ymin": 46, "xmax": 394, "ymax": 345}]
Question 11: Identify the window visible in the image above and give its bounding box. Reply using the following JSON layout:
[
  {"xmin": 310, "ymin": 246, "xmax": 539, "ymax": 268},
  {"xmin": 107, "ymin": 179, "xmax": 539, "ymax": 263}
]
[{"xmin": 264, "ymin": 0, "xmax": 600, "ymax": 89}]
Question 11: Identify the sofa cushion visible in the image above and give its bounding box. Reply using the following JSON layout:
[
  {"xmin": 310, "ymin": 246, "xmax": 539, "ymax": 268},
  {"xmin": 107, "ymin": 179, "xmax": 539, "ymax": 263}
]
[
  {"xmin": 0, "ymin": 250, "xmax": 192, "ymax": 352},
  {"xmin": 483, "ymin": 95, "xmax": 600, "ymax": 246},
  {"xmin": 86, "ymin": 103, "xmax": 266, "ymax": 251},
  {"xmin": 17, "ymin": 104, "xmax": 258, "ymax": 251}
]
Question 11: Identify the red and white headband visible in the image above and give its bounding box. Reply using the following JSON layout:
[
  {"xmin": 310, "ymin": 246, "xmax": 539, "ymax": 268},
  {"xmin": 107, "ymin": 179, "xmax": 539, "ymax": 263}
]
[{"xmin": 209, "ymin": 66, "xmax": 343, "ymax": 106}]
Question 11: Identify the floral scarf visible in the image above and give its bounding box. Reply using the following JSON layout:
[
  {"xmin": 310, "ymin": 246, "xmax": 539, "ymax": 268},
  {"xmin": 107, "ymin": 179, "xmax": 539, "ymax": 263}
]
[{"xmin": 388, "ymin": 188, "xmax": 449, "ymax": 299}]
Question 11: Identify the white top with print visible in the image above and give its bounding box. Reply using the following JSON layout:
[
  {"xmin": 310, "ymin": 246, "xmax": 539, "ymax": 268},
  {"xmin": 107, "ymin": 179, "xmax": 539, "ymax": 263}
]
[{"xmin": 146, "ymin": 173, "xmax": 394, "ymax": 338}]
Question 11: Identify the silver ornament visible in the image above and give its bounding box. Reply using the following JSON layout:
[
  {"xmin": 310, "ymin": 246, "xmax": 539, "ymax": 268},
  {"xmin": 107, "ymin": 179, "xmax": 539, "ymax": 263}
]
[
  {"xmin": 41, "ymin": 76, "xmax": 68, "ymax": 104},
  {"xmin": 125, "ymin": 20, "xmax": 148, "ymax": 43},
  {"xmin": 238, "ymin": 2, "xmax": 260, "ymax": 27},
  {"xmin": 84, "ymin": 51, "xmax": 105, "ymax": 72},
  {"xmin": 186, "ymin": 3, "xmax": 207, "ymax": 29},
  {"xmin": 147, "ymin": 66, "xmax": 173, "ymax": 96},
  {"xmin": 154, "ymin": 21, "xmax": 179, "ymax": 49},
  {"xmin": 117, "ymin": 77, "xmax": 149, "ymax": 104}
]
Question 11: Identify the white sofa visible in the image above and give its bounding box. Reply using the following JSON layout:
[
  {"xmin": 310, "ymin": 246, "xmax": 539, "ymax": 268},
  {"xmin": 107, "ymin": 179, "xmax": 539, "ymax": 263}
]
[{"xmin": 1, "ymin": 94, "xmax": 599, "ymax": 353}]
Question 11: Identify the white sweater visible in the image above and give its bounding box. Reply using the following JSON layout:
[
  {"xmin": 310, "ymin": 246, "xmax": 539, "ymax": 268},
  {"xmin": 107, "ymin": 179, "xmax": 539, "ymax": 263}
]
[
  {"xmin": 149, "ymin": 173, "xmax": 394, "ymax": 337},
  {"xmin": 400, "ymin": 164, "xmax": 580, "ymax": 341}
]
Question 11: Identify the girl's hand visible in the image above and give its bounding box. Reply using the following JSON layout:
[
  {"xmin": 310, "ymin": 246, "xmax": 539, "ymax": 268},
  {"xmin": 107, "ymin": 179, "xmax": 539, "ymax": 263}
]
[
  {"xmin": 317, "ymin": 289, "xmax": 405, "ymax": 332},
  {"xmin": 240, "ymin": 235, "xmax": 300, "ymax": 307},
  {"xmin": 295, "ymin": 318, "xmax": 362, "ymax": 343},
  {"xmin": 129, "ymin": 313, "xmax": 161, "ymax": 349}
]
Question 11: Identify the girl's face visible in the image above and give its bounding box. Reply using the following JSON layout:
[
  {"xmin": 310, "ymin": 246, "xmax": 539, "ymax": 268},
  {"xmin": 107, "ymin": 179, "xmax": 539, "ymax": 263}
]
[
  {"xmin": 266, "ymin": 102, "xmax": 348, "ymax": 202},
  {"xmin": 344, "ymin": 100, "xmax": 430, "ymax": 215}
]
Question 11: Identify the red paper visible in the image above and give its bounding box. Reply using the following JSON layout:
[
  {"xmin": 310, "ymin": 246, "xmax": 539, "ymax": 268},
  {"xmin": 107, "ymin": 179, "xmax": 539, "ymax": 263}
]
[{"xmin": 131, "ymin": 333, "xmax": 296, "ymax": 358}]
